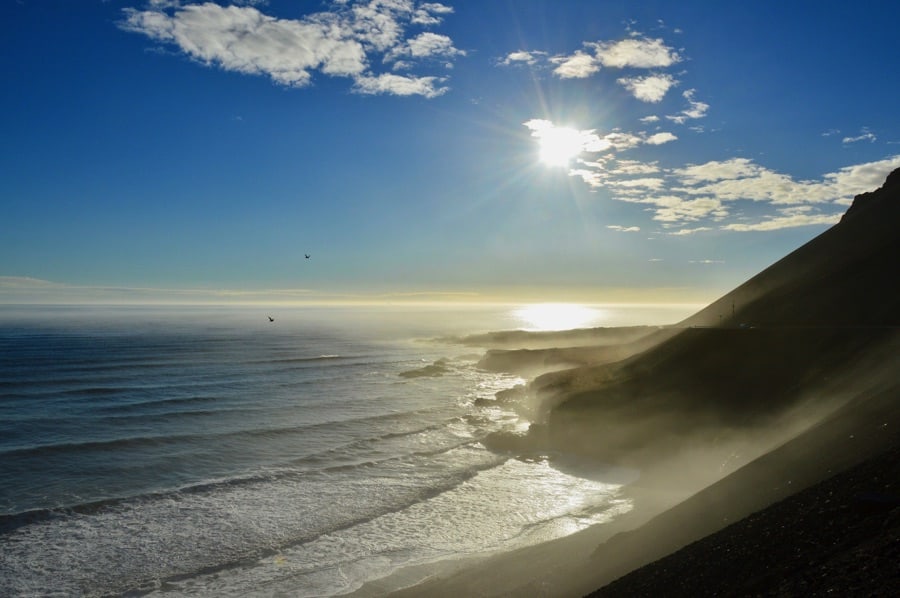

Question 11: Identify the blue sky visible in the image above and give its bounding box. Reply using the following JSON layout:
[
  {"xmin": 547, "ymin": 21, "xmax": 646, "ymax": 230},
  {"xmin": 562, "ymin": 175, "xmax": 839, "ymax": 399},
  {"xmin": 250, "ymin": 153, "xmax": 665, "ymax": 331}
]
[{"xmin": 2, "ymin": 0, "xmax": 898, "ymax": 305}]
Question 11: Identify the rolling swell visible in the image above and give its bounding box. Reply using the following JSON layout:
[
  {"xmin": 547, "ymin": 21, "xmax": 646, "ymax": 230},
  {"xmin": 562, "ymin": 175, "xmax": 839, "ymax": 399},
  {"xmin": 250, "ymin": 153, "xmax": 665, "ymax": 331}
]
[
  {"xmin": 0, "ymin": 450, "xmax": 507, "ymax": 598},
  {"xmin": 0, "ymin": 308, "xmax": 543, "ymax": 597},
  {"xmin": 0, "ymin": 405, "xmax": 502, "ymax": 517}
]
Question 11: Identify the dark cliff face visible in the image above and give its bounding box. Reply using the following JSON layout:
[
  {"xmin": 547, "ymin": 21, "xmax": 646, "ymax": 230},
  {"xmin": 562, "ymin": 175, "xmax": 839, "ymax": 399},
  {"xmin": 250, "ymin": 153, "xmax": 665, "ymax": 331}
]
[
  {"xmin": 841, "ymin": 166, "xmax": 900, "ymax": 221},
  {"xmin": 540, "ymin": 169, "xmax": 900, "ymax": 469},
  {"xmin": 682, "ymin": 167, "xmax": 900, "ymax": 328}
]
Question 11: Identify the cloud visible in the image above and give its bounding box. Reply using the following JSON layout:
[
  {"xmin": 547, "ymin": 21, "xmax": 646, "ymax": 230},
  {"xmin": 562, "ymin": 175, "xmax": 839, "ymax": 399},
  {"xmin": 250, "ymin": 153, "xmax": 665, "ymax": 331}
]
[
  {"xmin": 722, "ymin": 212, "xmax": 842, "ymax": 232},
  {"xmin": 666, "ymin": 89, "xmax": 709, "ymax": 123},
  {"xmin": 617, "ymin": 73, "xmax": 677, "ymax": 102},
  {"xmin": 550, "ymin": 50, "xmax": 600, "ymax": 79},
  {"xmin": 567, "ymin": 150, "xmax": 900, "ymax": 231},
  {"xmin": 353, "ymin": 73, "xmax": 448, "ymax": 97},
  {"xmin": 544, "ymin": 36, "xmax": 681, "ymax": 80},
  {"xmin": 506, "ymin": 27, "xmax": 896, "ymax": 236},
  {"xmin": 645, "ymin": 132, "xmax": 677, "ymax": 145},
  {"xmin": 823, "ymin": 155, "xmax": 900, "ymax": 197},
  {"xmin": 412, "ymin": 2, "xmax": 454, "ymax": 25},
  {"xmin": 668, "ymin": 226, "xmax": 713, "ymax": 236},
  {"xmin": 607, "ymin": 225, "xmax": 641, "ymax": 232},
  {"xmin": 523, "ymin": 119, "xmax": 616, "ymax": 154},
  {"xmin": 650, "ymin": 196, "xmax": 729, "ymax": 223},
  {"xmin": 608, "ymin": 159, "xmax": 660, "ymax": 175},
  {"xmin": 0, "ymin": 276, "xmax": 59, "ymax": 288},
  {"xmin": 499, "ymin": 50, "xmax": 545, "ymax": 66},
  {"xmin": 120, "ymin": 1, "xmax": 461, "ymax": 97},
  {"xmin": 391, "ymin": 32, "xmax": 464, "ymax": 59},
  {"xmin": 607, "ymin": 177, "xmax": 666, "ymax": 191},
  {"xmin": 674, "ymin": 158, "xmax": 763, "ymax": 183},
  {"xmin": 689, "ymin": 259, "xmax": 725, "ymax": 264},
  {"xmin": 842, "ymin": 128, "xmax": 877, "ymax": 144},
  {"xmin": 591, "ymin": 37, "xmax": 681, "ymax": 68}
]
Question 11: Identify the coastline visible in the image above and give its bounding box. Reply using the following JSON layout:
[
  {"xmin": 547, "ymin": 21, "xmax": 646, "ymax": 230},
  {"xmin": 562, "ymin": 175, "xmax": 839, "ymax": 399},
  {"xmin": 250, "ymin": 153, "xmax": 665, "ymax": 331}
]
[
  {"xmin": 347, "ymin": 358, "xmax": 899, "ymax": 597},
  {"xmin": 345, "ymin": 483, "xmax": 681, "ymax": 597}
]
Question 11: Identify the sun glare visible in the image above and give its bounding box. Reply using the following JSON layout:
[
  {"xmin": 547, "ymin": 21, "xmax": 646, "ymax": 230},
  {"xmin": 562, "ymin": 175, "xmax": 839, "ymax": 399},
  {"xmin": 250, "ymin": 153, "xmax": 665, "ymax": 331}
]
[
  {"xmin": 514, "ymin": 303, "xmax": 601, "ymax": 331},
  {"xmin": 537, "ymin": 126, "xmax": 584, "ymax": 166}
]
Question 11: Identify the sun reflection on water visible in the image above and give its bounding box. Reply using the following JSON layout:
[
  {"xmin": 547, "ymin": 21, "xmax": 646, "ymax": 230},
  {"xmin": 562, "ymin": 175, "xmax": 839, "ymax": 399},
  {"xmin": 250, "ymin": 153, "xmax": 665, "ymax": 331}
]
[{"xmin": 513, "ymin": 303, "xmax": 603, "ymax": 331}]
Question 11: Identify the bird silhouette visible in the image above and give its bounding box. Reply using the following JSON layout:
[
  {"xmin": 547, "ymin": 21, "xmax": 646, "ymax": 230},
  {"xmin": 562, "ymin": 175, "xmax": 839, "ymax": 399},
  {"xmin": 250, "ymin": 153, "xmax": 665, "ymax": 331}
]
[
  {"xmin": 305, "ymin": 254, "xmax": 310, "ymax": 259},
  {"xmin": 268, "ymin": 316, "xmax": 274, "ymax": 322}
]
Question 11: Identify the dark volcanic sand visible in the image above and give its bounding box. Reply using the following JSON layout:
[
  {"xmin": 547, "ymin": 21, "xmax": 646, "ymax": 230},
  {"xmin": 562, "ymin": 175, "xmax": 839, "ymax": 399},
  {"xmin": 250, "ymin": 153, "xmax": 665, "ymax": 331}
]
[{"xmin": 592, "ymin": 443, "xmax": 900, "ymax": 597}]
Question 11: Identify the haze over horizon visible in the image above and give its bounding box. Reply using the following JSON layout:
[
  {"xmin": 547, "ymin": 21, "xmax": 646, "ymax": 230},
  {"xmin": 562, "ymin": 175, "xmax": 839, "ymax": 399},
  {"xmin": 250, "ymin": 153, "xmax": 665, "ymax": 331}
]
[{"xmin": 2, "ymin": 1, "xmax": 899, "ymax": 306}]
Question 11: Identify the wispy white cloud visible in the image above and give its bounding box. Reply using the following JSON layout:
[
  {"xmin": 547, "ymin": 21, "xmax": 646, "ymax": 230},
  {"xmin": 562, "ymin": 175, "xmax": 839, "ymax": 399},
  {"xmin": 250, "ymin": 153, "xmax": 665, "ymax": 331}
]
[
  {"xmin": 673, "ymin": 158, "xmax": 762, "ymax": 183},
  {"xmin": 498, "ymin": 50, "xmax": 546, "ymax": 66},
  {"xmin": 412, "ymin": 2, "xmax": 453, "ymax": 25},
  {"xmin": 609, "ymin": 159, "xmax": 660, "ymax": 175},
  {"xmin": 502, "ymin": 28, "xmax": 893, "ymax": 235},
  {"xmin": 591, "ymin": 37, "xmax": 681, "ymax": 68},
  {"xmin": 524, "ymin": 36, "xmax": 681, "ymax": 80},
  {"xmin": 617, "ymin": 73, "xmax": 677, "ymax": 102},
  {"xmin": 651, "ymin": 196, "xmax": 729, "ymax": 223},
  {"xmin": 607, "ymin": 225, "xmax": 641, "ymax": 232},
  {"xmin": 120, "ymin": 0, "xmax": 461, "ymax": 97},
  {"xmin": 666, "ymin": 89, "xmax": 709, "ymax": 124},
  {"xmin": 390, "ymin": 32, "xmax": 464, "ymax": 59},
  {"xmin": 668, "ymin": 226, "xmax": 712, "ymax": 236},
  {"xmin": 723, "ymin": 212, "xmax": 841, "ymax": 231},
  {"xmin": 645, "ymin": 131, "xmax": 677, "ymax": 145},
  {"xmin": 353, "ymin": 73, "xmax": 448, "ymax": 97},
  {"xmin": 842, "ymin": 128, "xmax": 877, "ymax": 144},
  {"xmin": 562, "ymin": 146, "xmax": 900, "ymax": 231},
  {"xmin": 550, "ymin": 50, "xmax": 599, "ymax": 79}
]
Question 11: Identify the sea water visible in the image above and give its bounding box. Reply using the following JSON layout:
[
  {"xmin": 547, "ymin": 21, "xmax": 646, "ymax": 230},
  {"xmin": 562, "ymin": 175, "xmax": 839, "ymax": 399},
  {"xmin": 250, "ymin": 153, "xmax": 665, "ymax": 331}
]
[{"xmin": 0, "ymin": 304, "xmax": 692, "ymax": 597}]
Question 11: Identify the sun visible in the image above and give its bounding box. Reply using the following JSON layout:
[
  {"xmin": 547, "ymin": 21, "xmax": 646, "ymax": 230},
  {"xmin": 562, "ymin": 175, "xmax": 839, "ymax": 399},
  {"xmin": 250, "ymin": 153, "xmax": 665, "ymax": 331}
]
[{"xmin": 537, "ymin": 126, "xmax": 584, "ymax": 167}]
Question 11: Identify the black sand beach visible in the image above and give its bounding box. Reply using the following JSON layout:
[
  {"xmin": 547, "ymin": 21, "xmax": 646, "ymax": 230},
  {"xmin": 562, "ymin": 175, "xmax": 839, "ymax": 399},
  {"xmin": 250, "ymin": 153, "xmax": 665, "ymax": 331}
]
[
  {"xmin": 351, "ymin": 169, "xmax": 900, "ymax": 596},
  {"xmin": 594, "ymin": 443, "xmax": 900, "ymax": 597}
]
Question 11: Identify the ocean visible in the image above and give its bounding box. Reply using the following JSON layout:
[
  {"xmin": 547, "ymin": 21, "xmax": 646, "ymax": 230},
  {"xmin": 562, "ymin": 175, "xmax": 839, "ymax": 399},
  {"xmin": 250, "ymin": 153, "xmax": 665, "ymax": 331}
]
[{"xmin": 0, "ymin": 303, "xmax": 694, "ymax": 597}]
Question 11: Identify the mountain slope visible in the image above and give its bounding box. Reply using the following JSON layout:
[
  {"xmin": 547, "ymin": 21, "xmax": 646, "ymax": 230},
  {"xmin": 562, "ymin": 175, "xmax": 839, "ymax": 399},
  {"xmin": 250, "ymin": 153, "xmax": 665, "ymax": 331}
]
[{"xmin": 525, "ymin": 168, "xmax": 900, "ymax": 478}]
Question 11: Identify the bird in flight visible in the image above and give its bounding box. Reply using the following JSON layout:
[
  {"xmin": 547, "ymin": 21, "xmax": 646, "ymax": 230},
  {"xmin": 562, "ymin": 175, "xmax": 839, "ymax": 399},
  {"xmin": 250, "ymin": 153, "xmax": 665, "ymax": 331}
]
[
  {"xmin": 305, "ymin": 254, "xmax": 310, "ymax": 259},
  {"xmin": 268, "ymin": 316, "xmax": 274, "ymax": 322}
]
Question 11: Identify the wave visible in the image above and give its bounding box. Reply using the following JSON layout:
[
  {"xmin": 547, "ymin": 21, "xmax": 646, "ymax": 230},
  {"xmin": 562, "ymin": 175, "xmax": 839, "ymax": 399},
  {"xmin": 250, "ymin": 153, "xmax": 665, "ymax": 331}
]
[
  {"xmin": 242, "ymin": 354, "xmax": 345, "ymax": 364},
  {"xmin": 0, "ymin": 409, "xmax": 503, "ymax": 523},
  {"xmin": 0, "ymin": 451, "xmax": 508, "ymax": 597}
]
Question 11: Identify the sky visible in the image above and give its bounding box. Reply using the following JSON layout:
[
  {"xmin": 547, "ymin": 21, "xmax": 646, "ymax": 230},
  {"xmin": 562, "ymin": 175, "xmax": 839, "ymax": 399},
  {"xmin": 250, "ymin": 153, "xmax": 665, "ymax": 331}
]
[{"xmin": 2, "ymin": 0, "xmax": 899, "ymax": 306}]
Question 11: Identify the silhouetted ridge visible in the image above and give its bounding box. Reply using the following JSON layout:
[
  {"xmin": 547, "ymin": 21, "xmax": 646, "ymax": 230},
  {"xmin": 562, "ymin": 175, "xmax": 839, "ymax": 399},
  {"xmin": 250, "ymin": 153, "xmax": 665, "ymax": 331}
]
[
  {"xmin": 524, "ymin": 168, "xmax": 900, "ymax": 472},
  {"xmin": 841, "ymin": 166, "xmax": 900, "ymax": 221},
  {"xmin": 682, "ymin": 167, "xmax": 900, "ymax": 327}
]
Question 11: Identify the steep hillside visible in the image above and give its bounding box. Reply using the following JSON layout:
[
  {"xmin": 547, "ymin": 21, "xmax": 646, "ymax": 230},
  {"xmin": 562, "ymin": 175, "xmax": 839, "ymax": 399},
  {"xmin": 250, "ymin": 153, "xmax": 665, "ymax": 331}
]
[{"xmin": 523, "ymin": 169, "xmax": 900, "ymax": 477}]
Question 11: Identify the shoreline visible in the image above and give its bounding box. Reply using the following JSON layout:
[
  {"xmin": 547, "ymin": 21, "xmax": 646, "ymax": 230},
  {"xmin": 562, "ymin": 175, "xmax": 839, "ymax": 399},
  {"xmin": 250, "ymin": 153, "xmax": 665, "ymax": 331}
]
[
  {"xmin": 345, "ymin": 474, "xmax": 687, "ymax": 597},
  {"xmin": 347, "ymin": 369, "xmax": 899, "ymax": 597}
]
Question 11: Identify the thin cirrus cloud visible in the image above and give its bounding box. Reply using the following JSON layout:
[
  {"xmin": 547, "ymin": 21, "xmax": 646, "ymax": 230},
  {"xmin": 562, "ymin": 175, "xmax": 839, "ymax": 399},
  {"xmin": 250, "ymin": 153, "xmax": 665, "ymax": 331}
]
[
  {"xmin": 842, "ymin": 128, "xmax": 877, "ymax": 144},
  {"xmin": 550, "ymin": 112, "xmax": 900, "ymax": 233},
  {"xmin": 120, "ymin": 1, "xmax": 463, "ymax": 98},
  {"xmin": 574, "ymin": 154, "xmax": 900, "ymax": 234},
  {"xmin": 503, "ymin": 28, "xmax": 899, "ymax": 235},
  {"xmin": 666, "ymin": 89, "xmax": 709, "ymax": 123}
]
